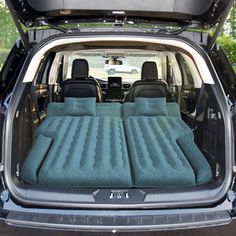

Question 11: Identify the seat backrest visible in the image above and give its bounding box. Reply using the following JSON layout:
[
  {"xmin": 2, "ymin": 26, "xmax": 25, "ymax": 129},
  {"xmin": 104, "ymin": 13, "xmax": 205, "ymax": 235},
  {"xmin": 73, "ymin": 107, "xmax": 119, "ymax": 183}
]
[
  {"xmin": 62, "ymin": 59, "xmax": 102, "ymax": 102},
  {"xmin": 141, "ymin": 61, "xmax": 158, "ymax": 81},
  {"xmin": 125, "ymin": 61, "xmax": 168, "ymax": 102},
  {"xmin": 71, "ymin": 58, "xmax": 89, "ymax": 79}
]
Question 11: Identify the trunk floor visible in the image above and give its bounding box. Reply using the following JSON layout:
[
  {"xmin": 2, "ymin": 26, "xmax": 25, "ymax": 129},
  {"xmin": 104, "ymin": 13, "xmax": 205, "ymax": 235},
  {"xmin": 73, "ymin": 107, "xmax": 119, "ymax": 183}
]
[{"xmin": 20, "ymin": 115, "xmax": 212, "ymax": 187}]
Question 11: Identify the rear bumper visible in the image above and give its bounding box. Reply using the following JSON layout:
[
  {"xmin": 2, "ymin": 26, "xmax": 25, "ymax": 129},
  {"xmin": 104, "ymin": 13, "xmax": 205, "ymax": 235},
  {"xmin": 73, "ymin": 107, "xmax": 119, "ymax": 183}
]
[{"xmin": 4, "ymin": 210, "xmax": 232, "ymax": 232}]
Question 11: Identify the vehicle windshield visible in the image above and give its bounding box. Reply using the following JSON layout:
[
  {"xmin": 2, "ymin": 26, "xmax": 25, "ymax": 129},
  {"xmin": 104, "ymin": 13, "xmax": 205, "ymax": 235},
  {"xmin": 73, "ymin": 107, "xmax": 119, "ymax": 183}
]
[{"xmin": 65, "ymin": 51, "xmax": 163, "ymax": 83}]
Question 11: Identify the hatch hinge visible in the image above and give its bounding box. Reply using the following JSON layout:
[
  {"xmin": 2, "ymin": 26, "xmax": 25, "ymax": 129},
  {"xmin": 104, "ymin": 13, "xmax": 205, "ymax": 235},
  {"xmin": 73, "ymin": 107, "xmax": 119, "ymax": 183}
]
[
  {"xmin": 5, "ymin": 0, "xmax": 30, "ymax": 51},
  {"xmin": 207, "ymin": 1, "xmax": 234, "ymax": 52}
]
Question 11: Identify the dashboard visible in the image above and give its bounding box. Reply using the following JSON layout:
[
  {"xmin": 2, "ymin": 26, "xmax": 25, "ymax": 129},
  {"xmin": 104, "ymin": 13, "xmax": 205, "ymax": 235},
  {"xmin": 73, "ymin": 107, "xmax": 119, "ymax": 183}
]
[{"xmin": 97, "ymin": 78, "xmax": 132, "ymax": 101}]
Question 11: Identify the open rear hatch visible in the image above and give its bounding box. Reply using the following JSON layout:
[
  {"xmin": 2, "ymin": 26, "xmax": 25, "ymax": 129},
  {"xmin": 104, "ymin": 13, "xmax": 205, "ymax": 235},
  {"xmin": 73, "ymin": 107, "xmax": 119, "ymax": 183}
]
[
  {"xmin": 5, "ymin": 0, "xmax": 234, "ymax": 53},
  {"xmin": 5, "ymin": 0, "xmax": 235, "ymax": 27}
]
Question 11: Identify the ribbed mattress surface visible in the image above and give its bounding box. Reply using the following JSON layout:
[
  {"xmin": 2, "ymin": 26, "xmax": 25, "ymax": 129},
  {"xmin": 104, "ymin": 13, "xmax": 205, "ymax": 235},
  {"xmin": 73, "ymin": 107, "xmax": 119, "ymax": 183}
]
[
  {"xmin": 125, "ymin": 116, "xmax": 212, "ymax": 187},
  {"xmin": 21, "ymin": 116, "xmax": 132, "ymax": 187},
  {"xmin": 21, "ymin": 101, "xmax": 212, "ymax": 187}
]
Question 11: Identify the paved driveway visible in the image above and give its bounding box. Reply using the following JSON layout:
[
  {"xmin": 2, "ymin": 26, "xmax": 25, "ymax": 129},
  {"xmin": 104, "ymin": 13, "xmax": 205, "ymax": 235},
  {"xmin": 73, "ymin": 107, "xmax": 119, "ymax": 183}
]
[{"xmin": 0, "ymin": 221, "xmax": 236, "ymax": 236}]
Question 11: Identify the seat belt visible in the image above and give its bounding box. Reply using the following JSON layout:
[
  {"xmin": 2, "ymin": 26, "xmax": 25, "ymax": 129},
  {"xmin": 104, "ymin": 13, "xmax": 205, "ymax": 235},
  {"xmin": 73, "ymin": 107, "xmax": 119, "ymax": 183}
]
[{"xmin": 30, "ymin": 84, "xmax": 41, "ymax": 124}]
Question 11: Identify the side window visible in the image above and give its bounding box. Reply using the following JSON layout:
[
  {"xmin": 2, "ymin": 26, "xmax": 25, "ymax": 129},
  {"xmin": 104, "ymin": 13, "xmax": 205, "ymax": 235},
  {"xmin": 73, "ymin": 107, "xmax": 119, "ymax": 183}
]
[
  {"xmin": 166, "ymin": 56, "xmax": 174, "ymax": 84},
  {"xmin": 176, "ymin": 53, "xmax": 196, "ymax": 113},
  {"xmin": 35, "ymin": 53, "xmax": 56, "ymax": 85},
  {"xmin": 176, "ymin": 53, "xmax": 194, "ymax": 86},
  {"xmin": 34, "ymin": 53, "xmax": 56, "ymax": 112}
]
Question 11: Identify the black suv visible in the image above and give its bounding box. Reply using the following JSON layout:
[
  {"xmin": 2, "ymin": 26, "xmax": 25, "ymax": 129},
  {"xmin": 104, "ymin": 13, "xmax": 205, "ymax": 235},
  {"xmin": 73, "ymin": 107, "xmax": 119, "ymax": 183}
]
[{"xmin": 0, "ymin": 0, "xmax": 236, "ymax": 232}]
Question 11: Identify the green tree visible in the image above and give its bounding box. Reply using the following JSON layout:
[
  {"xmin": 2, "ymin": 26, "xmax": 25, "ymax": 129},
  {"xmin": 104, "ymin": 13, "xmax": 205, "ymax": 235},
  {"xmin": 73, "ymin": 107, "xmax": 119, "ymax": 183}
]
[
  {"xmin": 0, "ymin": 2, "xmax": 19, "ymax": 69},
  {"xmin": 226, "ymin": 1, "xmax": 236, "ymax": 38},
  {"xmin": 217, "ymin": 35, "xmax": 236, "ymax": 72},
  {"xmin": 0, "ymin": 1, "xmax": 18, "ymax": 50}
]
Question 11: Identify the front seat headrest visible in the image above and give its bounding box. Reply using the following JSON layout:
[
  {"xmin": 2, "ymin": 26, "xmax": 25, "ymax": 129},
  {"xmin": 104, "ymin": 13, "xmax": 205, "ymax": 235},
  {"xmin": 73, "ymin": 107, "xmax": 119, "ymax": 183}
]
[
  {"xmin": 72, "ymin": 59, "xmax": 89, "ymax": 79},
  {"xmin": 141, "ymin": 61, "xmax": 158, "ymax": 81}
]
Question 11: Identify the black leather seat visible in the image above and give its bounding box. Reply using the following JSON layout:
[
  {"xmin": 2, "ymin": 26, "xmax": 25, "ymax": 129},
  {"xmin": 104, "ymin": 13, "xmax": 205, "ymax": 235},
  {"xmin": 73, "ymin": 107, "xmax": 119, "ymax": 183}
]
[
  {"xmin": 124, "ymin": 61, "xmax": 168, "ymax": 102},
  {"xmin": 62, "ymin": 59, "xmax": 103, "ymax": 102}
]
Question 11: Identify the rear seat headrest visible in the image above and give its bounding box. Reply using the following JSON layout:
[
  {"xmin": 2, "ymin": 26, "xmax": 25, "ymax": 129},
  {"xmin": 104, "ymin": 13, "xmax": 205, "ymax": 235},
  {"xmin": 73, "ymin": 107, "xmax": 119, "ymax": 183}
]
[
  {"xmin": 141, "ymin": 61, "xmax": 158, "ymax": 81},
  {"xmin": 72, "ymin": 59, "xmax": 89, "ymax": 79}
]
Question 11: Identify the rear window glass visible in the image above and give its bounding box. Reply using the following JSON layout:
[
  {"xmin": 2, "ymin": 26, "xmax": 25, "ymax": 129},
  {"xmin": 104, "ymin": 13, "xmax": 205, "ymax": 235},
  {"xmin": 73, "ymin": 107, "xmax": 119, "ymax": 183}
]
[{"xmin": 65, "ymin": 52, "xmax": 164, "ymax": 83}]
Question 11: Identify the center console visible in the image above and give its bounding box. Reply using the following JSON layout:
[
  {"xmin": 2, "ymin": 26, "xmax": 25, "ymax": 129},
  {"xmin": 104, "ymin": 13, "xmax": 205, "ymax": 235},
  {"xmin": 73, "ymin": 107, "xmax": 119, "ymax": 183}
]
[
  {"xmin": 107, "ymin": 77, "xmax": 122, "ymax": 101},
  {"xmin": 98, "ymin": 77, "xmax": 132, "ymax": 102}
]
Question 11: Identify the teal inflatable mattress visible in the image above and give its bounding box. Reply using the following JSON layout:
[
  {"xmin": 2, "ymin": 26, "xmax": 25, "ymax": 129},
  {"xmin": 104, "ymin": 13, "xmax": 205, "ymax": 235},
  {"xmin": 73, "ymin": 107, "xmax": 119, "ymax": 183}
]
[
  {"xmin": 21, "ymin": 98, "xmax": 132, "ymax": 187},
  {"xmin": 20, "ymin": 98, "xmax": 212, "ymax": 187},
  {"xmin": 125, "ymin": 116, "xmax": 212, "ymax": 187}
]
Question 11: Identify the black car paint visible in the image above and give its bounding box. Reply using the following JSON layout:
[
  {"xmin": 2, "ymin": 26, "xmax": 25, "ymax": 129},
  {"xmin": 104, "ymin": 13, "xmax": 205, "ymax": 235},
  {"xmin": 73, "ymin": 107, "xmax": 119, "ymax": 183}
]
[
  {"xmin": 0, "ymin": 197, "xmax": 233, "ymax": 231},
  {"xmin": 0, "ymin": 27, "xmax": 235, "ymax": 229}
]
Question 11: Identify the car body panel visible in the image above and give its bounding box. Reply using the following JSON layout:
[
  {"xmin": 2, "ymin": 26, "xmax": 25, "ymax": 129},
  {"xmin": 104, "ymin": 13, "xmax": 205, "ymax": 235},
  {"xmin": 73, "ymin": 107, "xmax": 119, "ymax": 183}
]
[
  {"xmin": 1, "ymin": 197, "xmax": 234, "ymax": 231},
  {"xmin": 0, "ymin": 42, "xmax": 27, "ymax": 166},
  {"xmin": 5, "ymin": 210, "xmax": 232, "ymax": 232}
]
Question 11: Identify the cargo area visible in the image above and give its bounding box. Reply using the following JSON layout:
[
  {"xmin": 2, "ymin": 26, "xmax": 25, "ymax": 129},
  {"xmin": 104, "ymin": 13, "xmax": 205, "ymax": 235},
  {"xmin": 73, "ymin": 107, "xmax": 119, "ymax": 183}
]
[
  {"xmin": 4, "ymin": 39, "xmax": 229, "ymax": 208},
  {"xmin": 20, "ymin": 98, "xmax": 212, "ymax": 188}
]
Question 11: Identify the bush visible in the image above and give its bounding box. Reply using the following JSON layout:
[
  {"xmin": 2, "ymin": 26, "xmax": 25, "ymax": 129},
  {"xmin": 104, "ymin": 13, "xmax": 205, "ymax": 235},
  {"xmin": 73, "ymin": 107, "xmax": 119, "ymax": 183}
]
[{"xmin": 217, "ymin": 35, "xmax": 236, "ymax": 65}]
